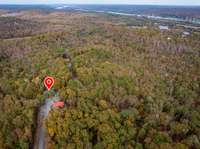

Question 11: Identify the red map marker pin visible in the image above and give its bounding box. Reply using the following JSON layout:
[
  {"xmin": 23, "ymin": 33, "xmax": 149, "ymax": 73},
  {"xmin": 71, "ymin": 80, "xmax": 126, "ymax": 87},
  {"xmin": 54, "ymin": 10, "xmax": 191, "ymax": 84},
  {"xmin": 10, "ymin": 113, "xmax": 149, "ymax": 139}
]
[{"xmin": 44, "ymin": 76, "xmax": 55, "ymax": 91}]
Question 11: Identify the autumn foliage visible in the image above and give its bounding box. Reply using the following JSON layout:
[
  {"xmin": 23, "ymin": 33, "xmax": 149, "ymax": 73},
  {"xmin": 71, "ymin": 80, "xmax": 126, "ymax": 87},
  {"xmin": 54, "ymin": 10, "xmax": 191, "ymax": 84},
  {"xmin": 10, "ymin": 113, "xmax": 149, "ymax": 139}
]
[{"xmin": 0, "ymin": 10, "xmax": 200, "ymax": 149}]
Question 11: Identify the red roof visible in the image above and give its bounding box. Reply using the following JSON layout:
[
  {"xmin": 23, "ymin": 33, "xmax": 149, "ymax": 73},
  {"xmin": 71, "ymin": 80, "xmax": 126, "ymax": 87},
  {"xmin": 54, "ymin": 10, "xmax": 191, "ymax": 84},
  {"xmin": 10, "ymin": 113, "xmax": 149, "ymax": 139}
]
[{"xmin": 52, "ymin": 101, "xmax": 64, "ymax": 108}]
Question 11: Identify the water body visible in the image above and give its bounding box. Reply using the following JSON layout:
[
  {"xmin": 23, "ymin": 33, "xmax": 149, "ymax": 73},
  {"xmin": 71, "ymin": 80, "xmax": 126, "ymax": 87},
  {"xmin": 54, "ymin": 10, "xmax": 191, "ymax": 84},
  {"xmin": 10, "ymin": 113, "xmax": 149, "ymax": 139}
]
[
  {"xmin": 54, "ymin": 5, "xmax": 200, "ymax": 25},
  {"xmin": 0, "ymin": 4, "xmax": 199, "ymax": 25}
]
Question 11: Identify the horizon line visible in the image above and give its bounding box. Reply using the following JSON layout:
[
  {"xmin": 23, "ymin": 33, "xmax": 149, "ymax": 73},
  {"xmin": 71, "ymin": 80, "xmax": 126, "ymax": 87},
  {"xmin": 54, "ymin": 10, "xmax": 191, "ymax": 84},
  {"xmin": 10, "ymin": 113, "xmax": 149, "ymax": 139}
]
[{"xmin": 0, "ymin": 3, "xmax": 200, "ymax": 7}]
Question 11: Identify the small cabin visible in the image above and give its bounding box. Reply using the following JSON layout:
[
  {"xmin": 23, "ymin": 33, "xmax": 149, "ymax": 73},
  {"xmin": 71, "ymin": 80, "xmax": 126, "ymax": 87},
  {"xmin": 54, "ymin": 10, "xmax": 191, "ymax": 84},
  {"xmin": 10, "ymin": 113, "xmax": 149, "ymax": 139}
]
[
  {"xmin": 182, "ymin": 31, "xmax": 190, "ymax": 37},
  {"xmin": 52, "ymin": 101, "xmax": 65, "ymax": 108},
  {"xmin": 159, "ymin": 25, "xmax": 169, "ymax": 30},
  {"xmin": 183, "ymin": 32, "xmax": 190, "ymax": 35}
]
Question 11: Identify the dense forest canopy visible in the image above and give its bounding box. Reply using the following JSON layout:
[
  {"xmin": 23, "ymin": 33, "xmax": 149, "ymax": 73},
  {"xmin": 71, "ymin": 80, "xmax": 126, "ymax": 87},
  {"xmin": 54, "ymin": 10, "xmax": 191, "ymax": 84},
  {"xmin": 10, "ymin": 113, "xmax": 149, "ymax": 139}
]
[{"xmin": 0, "ymin": 8, "xmax": 200, "ymax": 149}]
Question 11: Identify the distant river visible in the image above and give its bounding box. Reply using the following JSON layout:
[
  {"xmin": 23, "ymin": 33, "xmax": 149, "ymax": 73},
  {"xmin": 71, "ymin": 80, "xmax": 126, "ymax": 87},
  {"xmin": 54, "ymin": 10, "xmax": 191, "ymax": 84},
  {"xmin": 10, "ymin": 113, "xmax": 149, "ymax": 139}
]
[{"xmin": 54, "ymin": 4, "xmax": 200, "ymax": 25}]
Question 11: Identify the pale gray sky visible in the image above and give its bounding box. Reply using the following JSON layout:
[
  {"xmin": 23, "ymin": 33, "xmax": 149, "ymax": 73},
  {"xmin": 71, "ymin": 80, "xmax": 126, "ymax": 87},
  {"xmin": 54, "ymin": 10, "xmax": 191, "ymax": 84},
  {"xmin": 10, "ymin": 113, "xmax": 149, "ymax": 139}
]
[{"xmin": 0, "ymin": 0, "xmax": 200, "ymax": 6}]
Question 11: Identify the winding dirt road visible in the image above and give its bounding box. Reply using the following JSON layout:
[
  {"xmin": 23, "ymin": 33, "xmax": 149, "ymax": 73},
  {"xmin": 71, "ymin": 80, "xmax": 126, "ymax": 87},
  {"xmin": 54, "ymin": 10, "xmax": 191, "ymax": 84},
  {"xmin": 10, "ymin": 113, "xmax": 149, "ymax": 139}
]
[
  {"xmin": 33, "ymin": 50, "xmax": 73, "ymax": 149},
  {"xmin": 33, "ymin": 97, "xmax": 59, "ymax": 149}
]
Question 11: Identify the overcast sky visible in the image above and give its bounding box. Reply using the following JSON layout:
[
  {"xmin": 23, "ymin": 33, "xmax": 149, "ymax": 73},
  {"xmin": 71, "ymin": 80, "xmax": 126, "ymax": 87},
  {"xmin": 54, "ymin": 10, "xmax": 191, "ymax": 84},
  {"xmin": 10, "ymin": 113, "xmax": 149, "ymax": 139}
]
[{"xmin": 0, "ymin": 0, "xmax": 200, "ymax": 6}]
